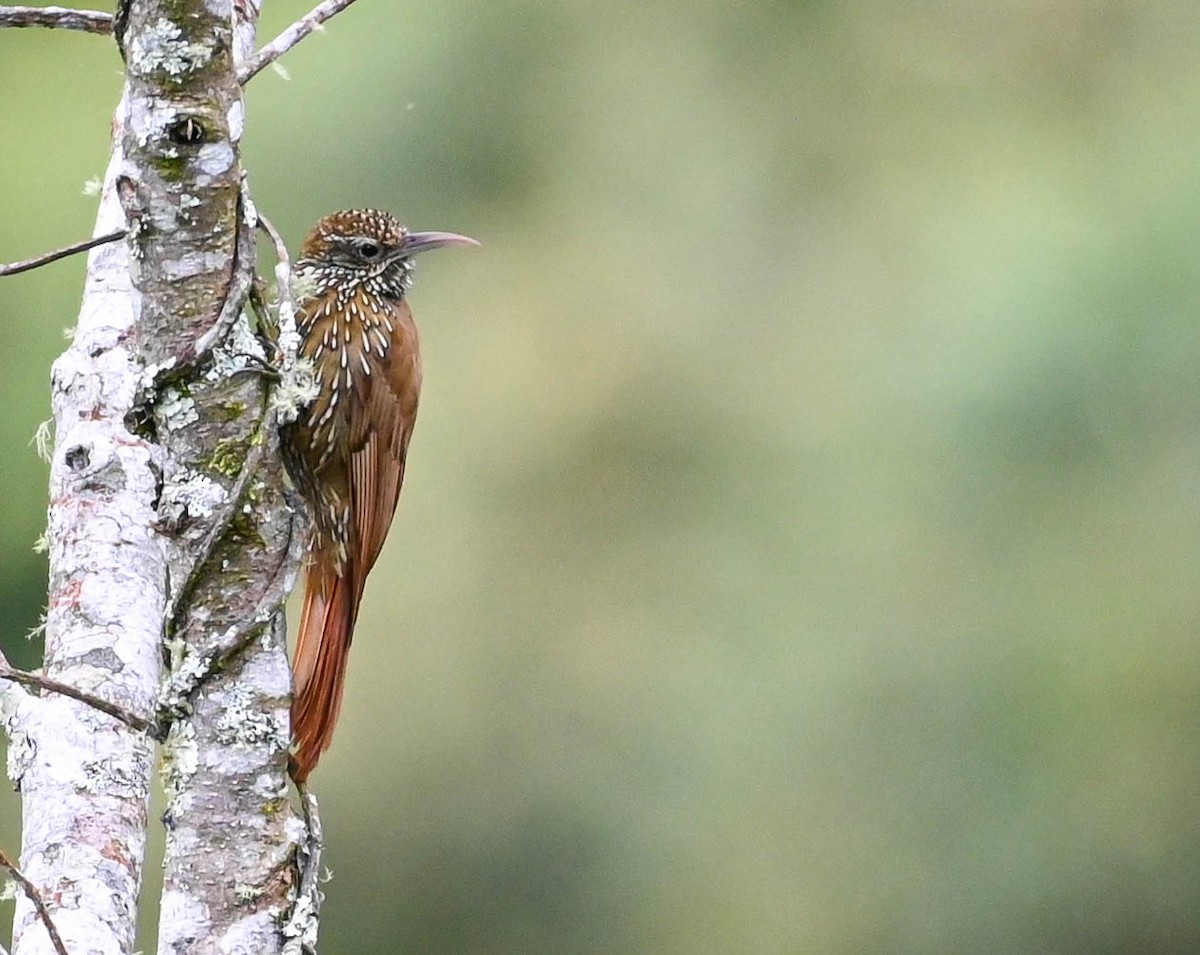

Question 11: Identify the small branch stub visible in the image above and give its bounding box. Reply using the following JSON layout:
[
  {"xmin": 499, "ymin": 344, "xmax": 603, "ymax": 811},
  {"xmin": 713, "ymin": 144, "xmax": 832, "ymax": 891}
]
[{"xmin": 0, "ymin": 230, "xmax": 125, "ymax": 279}]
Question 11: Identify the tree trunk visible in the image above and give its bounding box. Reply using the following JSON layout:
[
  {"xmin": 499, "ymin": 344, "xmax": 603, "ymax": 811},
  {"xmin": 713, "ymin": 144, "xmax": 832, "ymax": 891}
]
[{"xmin": 7, "ymin": 2, "xmax": 307, "ymax": 952}]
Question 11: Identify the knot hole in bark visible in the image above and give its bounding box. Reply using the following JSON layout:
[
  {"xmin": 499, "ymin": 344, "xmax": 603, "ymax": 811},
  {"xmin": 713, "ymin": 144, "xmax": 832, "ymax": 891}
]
[
  {"xmin": 166, "ymin": 116, "xmax": 206, "ymax": 146},
  {"xmin": 64, "ymin": 444, "xmax": 91, "ymax": 472}
]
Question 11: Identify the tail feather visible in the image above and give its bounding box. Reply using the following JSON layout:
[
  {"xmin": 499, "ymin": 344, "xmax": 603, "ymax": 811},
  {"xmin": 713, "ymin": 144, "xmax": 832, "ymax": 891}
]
[{"xmin": 290, "ymin": 560, "xmax": 362, "ymax": 782}]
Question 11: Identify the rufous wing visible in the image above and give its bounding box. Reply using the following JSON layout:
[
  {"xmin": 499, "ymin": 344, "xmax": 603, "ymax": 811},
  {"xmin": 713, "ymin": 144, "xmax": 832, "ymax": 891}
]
[{"xmin": 290, "ymin": 296, "xmax": 421, "ymax": 781}]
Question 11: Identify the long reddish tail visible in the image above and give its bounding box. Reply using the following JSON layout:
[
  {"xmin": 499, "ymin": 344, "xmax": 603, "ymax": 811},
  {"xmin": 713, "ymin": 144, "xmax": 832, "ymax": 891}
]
[{"xmin": 289, "ymin": 559, "xmax": 362, "ymax": 782}]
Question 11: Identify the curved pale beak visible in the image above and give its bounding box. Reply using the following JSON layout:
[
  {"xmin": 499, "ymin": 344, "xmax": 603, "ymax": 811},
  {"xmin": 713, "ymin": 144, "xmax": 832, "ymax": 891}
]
[{"xmin": 401, "ymin": 230, "xmax": 481, "ymax": 257}]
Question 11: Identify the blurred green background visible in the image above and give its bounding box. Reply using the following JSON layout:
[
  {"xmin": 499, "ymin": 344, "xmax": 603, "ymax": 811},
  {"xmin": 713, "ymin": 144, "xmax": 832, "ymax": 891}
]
[{"xmin": 4, "ymin": 2, "xmax": 1200, "ymax": 952}]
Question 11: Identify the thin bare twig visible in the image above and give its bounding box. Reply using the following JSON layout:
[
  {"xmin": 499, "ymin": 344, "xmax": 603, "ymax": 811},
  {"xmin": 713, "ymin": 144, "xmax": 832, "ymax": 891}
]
[
  {"xmin": 0, "ymin": 5, "xmax": 112, "ymax": 32},
  {"xmin": 0, "ymin": 845, "xmax": 69, "ymax": 955},
  {"xmin": 256, "ymin": 211, "xmax": 300, "ymax": 349},
  {"xmin": 256, "ymin": 213, "xmax": 292, "ymax": 285},
  {"xmin": 0, "ymin": 663, "xmax": 155, "ymax": 735},
  {"xmin": 0, "ymin": 229, "xmax": 125, "ymax": 279},
  {"xmin": 0, "ymin": 647, "xmax": 152, "ymax": 734},
  {"xmin": 237, "ymin": 0, "xmax": 362, "ymax": 84}
]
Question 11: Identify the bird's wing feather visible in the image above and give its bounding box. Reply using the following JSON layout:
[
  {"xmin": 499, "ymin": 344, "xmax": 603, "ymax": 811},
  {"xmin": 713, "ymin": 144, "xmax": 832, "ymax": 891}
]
[
  {"xmin": 289, "ymin": 291, "xmax": 420, "ymax": 782},
  {"xmin": 348, "ymin": 297, "xmax": 420, "ymax": 575}
]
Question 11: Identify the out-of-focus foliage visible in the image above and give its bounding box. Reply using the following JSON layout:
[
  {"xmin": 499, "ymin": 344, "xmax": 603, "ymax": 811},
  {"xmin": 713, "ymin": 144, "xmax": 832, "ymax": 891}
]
[{"xmin": 3, "ymin": 2, "xmax": 1200, "ymax": 952}]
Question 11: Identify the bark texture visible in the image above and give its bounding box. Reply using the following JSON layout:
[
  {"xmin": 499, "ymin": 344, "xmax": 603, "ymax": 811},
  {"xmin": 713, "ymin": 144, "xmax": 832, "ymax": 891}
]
[
  {"xmin": 8, "ymin": 2, "xmax": 304, "ymax": 952},
  {"xmin": 10, "ymin": 96, "xmax": 164, "ymax": 955}
]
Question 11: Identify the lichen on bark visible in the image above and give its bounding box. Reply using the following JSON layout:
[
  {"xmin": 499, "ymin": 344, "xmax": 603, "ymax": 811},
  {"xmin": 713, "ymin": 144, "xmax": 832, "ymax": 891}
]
[{"xmin": 11, "ymin": 2, "xmax": 304, "ymax": 953}]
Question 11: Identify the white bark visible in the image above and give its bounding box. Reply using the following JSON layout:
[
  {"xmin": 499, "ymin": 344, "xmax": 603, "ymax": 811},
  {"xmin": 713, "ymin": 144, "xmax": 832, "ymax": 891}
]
[
  {"xmin": 9, "ymin": 99, "xmax": 163, "ymax": 955},
  {"xmin": 8, "ymin": 1, "xmax": 309, "ymax": 952}
]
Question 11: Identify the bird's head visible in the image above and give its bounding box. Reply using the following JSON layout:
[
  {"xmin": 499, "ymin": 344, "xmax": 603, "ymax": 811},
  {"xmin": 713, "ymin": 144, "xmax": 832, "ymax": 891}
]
[{"xmin": 297, "ymin": 208, "xmax": 478, "ymax": 297}]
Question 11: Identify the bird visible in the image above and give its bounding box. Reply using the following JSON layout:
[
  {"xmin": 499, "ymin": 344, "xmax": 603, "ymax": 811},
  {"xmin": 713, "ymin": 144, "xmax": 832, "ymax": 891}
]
[{"xmin": 282, "ymin": 208, "xmax": 477, "ymax": 782}]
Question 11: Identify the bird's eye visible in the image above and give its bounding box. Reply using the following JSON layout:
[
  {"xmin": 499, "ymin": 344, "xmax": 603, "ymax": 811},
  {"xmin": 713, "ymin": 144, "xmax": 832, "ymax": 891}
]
[{"xmin": 358, "ymin": 241, "xmax": 380, "ymax": 259}]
